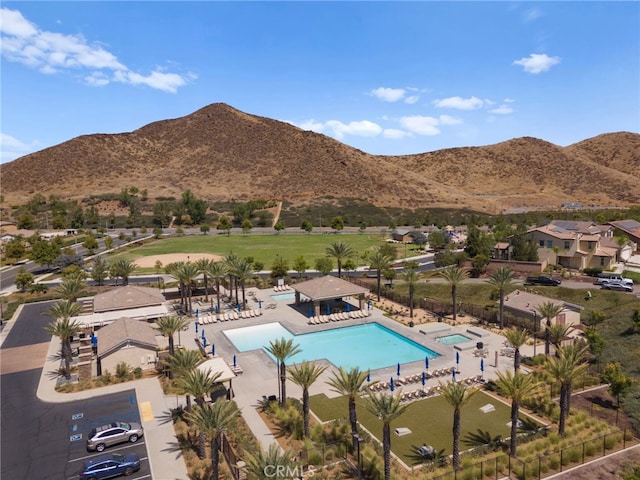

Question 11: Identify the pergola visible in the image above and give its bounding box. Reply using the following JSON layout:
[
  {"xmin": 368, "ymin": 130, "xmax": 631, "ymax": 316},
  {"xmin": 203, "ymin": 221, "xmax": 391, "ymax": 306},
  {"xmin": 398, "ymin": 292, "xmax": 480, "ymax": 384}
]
[{"xmin": 292, "ymin": 275, "xmax": 369, "ymax": 317}]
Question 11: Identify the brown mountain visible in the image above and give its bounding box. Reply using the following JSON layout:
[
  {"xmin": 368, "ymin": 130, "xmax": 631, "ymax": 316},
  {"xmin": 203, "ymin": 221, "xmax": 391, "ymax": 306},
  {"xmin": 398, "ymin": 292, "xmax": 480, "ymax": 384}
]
[{"xmin": 2, "ymin": 103, "xmax": 639, "ymax": 213}]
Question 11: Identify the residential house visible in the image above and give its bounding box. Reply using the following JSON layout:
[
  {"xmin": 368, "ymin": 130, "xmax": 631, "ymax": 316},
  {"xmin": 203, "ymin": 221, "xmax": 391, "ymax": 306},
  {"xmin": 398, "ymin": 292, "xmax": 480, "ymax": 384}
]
[
  {"xmin": 608, "ymin": 220, "xmax": 640, "ymax": 254},
  {"xmin": 96, "ymin": 317, "xmax": 163, "ymax": 375},
  {"xmin": 523, "ymin": 221, "xmax": 619, "ymax": 271},
  {"xmin": 392, "ymin": 229, "xmax": 412, "ymax": 243}
]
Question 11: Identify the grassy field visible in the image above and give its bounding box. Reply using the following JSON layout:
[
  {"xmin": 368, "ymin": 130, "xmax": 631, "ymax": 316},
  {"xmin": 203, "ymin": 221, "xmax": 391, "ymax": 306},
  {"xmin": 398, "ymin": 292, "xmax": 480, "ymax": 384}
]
[
  {"xmin": 113, "ymin": 234, "xmax": 389, "ymax": 271},
  {"xmin": 310, "ymin": 390, "xmax": 541, "ymax": 465}
]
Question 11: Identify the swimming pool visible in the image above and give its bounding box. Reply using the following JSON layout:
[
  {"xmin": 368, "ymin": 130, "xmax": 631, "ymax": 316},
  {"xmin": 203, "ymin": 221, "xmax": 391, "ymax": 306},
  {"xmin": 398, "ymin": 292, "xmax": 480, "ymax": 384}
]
[
  {"xmin": 437, "ymin": 334, "xmax": 472, "ymax": 345},
  {"xmin": 270, "ymin": 292, "xmax": 297, "ymax": 302},
  {"xmin": 223, "ymin": 322, "xmax": 440, "ymax": 371}
]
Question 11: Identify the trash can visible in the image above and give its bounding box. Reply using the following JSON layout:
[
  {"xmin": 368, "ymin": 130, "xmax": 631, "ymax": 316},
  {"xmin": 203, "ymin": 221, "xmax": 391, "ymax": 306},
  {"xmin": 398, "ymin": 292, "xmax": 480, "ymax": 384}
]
[{"xmin": 476, "ymin": 342, "xmax": 484, "ymax": 350}]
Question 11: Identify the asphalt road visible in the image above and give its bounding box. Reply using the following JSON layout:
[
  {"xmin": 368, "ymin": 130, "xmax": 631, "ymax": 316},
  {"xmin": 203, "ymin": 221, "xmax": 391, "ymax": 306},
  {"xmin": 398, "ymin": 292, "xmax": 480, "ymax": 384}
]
[{"xmin": 0, "ymin": 303, "xmax": 150, "ymax": 480}]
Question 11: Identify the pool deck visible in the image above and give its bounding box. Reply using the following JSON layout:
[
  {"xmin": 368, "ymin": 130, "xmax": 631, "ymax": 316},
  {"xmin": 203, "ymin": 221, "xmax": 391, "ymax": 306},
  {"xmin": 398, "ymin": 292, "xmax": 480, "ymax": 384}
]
[{"xmin": 186, "ymin": 286, "xmax": 535, "ymax": 452}]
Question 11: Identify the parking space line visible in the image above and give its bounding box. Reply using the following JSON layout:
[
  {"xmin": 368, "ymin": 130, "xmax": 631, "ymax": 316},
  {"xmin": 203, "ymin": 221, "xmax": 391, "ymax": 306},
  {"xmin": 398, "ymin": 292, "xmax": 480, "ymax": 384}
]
[
  {"xmin": 67, "ymin": 443, "xmax": 147, "ymax": 463},
  {"xmin": 139, "ymin": 401, "xmax": 154, "ymax": 422}
]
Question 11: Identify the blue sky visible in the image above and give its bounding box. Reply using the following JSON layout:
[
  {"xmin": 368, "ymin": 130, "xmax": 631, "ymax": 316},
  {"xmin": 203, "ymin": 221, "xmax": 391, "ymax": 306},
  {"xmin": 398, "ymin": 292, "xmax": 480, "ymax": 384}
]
[{"xmin": 1, "ymin": 2, "xmax": 639, "ymax": 163}]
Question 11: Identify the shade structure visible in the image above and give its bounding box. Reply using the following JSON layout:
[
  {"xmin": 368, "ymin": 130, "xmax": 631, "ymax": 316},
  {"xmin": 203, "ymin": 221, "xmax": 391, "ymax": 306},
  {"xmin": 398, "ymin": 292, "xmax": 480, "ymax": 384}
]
[
  {"xmin": 397, "ymin": 363, "xmax": 401, "ymax": 376},
  {"xmin": 421, "ymin": 371, "xmax": 426, "ymax": 386},
  {"xmin": 425, "ymin": 356, "xmax": 429, "ymax": 370},
  {"xmin": 390, "ymin": 377, "xmax": 395, "ymax": 391}
]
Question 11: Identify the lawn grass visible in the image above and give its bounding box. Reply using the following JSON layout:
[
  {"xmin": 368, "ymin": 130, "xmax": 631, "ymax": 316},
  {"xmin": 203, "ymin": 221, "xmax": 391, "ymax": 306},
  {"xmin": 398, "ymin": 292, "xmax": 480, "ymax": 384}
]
[
  {"xmin": 309, "ymin": 390, "xmax": 541, "ymax": 466},
  {"xmin": 112, "ymin": 234, "xmax": 387, "ymax": 270}
]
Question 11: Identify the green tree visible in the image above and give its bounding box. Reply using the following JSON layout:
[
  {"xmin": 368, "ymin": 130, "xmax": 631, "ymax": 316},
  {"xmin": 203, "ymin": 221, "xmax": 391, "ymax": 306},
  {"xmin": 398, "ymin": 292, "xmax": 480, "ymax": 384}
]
[
  {"xmin": 3, "ymin": 237, "xmax": 25, "ymax": 262},
  {"xmin": 194, "ymin": 258, "xmax": 213, "ymax": 302},
  {"xmin": 327, "ymin": 367, "xmax": 370, "ymax": 451},
  {"xmin": 326, "ymin": 241, "xmax": 355, "ymax": 278},
  {"xmin": 186, "ymin": 400, "xmax": 241, "ymax": 479},
  {"xmin": 314, "ymin": 257, "xmax": 334, "ymax": 276},
  {"xmin": 368, "ymin": 249, "xmax": 392, "ymax": 301},
  {"xmin": 155, "ymin": 316, "xmax": 190, "ymax": 356},
  {"xmin": 494, "ymin": 370, "xmax": 540, "ymax": 457},
  {"xmin": 200, "ymin": 224, "xmax": 210, "ymax": 235},
  {"xmin": 632, "ymin": 309, "xmax": 640, "ymax": 334},
  {"xmin": 503, "ymin": 328, "xmax": 529, "ymax": 372},
  {"xmin": 273, "ymin": 220, "xmax": 285, "ymax": 234},
  {"xmin": 205, "ymin": 261, "xmax": 228, "ymax": 314},
  {"xmin": 403, "ymin": 267, "xmax": 421, "ymax": 319},
  {"xmin": 242, "ymin": 443, "xmax": 296, "ymax": 480},
  {"xmin": 439, "ymin": 265, "xmax": 469, "ymax": 321},
  {"xmin": 217, "ymin": 215, "xmax": 233, "ymax": 235},
  {"xmin": 428, "ymin": 230, "xmax": 446, "ymax": 250},
  {"xmin": 536, "ymin": 301, "xmax": 564, "ymax": 356},
  {"xmin": 361, "ymin": 391, "xmax": 408, "ymax": 480},
  {"xmin": 181, "ymin": 190, "xmax": 207, "ymax": 225},
  {"xmin": 166, "ymin": 349, "xmax": 204, "ymax": 409},
  {"xmin": 29, "ymin": 239, "xmax": 61, "ymax": 269},
  {"xmin": 287, "ymin": 361, "xmax": 327, "ymax": 438},
  {"xmin": 15, "ymin": 267, "xmax": 34, "ymax": 292},
  {"xmin": 270, "ymin": 255, "xmax": 289, "ymax": 279},
  {"xmin": 231, "ymin": 257, "xmax": 254, "ymax": 309},
  {"xmin": 440, "ymin": 381, "xmax": 478, "ymax": 470},
  {"xmin": 110, "ymin": 258, "xmax": 136, "ymax": 286},
  {"xmin": 292, "ymin": 255, "xmax": 309, "ymax": 279},
  {"xmin": 300, "ymin": 219, "xmax": 313, "ymax": 234},
  {"xmin": 583, "ymin": 326, "xmax": 606, "ymax": 361},
  {"xmin": 331, "ymin": 216, "xmax": 344, "ymax": 232},
  {"xmin": 44, "ymin": 300, "xmax": 83, "ymax": 379},
  {"xmin": 489, "ymin": 267, "xmax": 515, "ymax": 329},
  {"xmin": 265, "ymin": 337, "xmax": 302, "ymax": 408},
  {"xmin": 544, "ymin": 344, "xmax": 588, "ymax": 436},
  {"xmin": 601, "ymin": 362, "xmax": 634, "ymax": 407},
  {"xmin": 103, "ymin": 235, "xmax": 114, "ymax": 250},
  {"xmin": 57, "ymin": 276, "xmax": 86, "ymax": 302},
  {"xmin": 549, "ymin": 324, "xmax": 574, "ymax": 357},
  {"xmin": 153, "ymin": 201, "xmax": 173, "ymax": 228},
  {"xmin": 17, "ymin": 211, "xmax": 36, "ymax": 229},
  {"xmin": 91, "ymin": 256, "xmax": 109, "ymax": 286},
  {"xmin": 241, "ymin": 219, "xmax": 253, "ymax": 235},
  {"xmin": 82, "ymin": 234, "xmax": 99, "ymax": 254}
]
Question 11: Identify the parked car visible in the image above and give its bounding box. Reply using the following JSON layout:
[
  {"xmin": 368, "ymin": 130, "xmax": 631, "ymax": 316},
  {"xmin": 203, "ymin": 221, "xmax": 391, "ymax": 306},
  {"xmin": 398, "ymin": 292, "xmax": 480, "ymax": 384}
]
[
  {"xmin": 79, "ymin": 452, "xmax": 141, "ymax": 479},
  {"xmin": 601, "ymin": 280, "xmax": 634, "ymax": 292},
  {"xmin": 594, "ymin": 273, "xmax": 633, "ymax": 285},
  {"xmin": 525, "ymin": 275, "xmax": 561, "ymax": 286},
  {"xmin": 86, "ymin": 421, "xmax": 144, "ymax": 452}
]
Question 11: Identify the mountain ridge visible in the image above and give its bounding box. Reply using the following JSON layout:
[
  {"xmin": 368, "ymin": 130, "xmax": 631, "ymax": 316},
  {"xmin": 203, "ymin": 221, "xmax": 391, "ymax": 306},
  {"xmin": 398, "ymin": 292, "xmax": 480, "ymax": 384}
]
[{"xmin": 2, "ymin": 103, "xmax": 639, "ymax": 213}]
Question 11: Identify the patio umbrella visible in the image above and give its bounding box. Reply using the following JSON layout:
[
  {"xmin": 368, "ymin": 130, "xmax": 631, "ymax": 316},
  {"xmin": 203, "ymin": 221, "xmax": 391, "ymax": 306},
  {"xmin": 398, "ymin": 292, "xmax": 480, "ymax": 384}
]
[
  {"xmin": 390, "ymin": 377, "xmax": 395, "ymax": 391},
  {"xmin": 425, "ymin": 356, "xmax": 429, "ymax": 370},
  {"xmin": 367, "ymin": 299, "xmax": 372, "ymax": 310},
  {"xmin": 195, "ymin": 322, "xmax": 198, "ymax": 333},
  {"xmin": 308, "ymin": 308, "xmax": 313, "ymax": 318},
  {"xmin": 367, "ymin": 372, "xmax": 370, "ymax": 382},
  {"xmin": 258, "ymin": 300, "xmax": 263, "ymax": 309},
  {"xmin": 215, "ymin": 305, "xmax": 219, "ymax": 313},
  {"xmin": 201, "ymin": 328, "xmax": 205, "ymax": 340},
  {"xmin": 211, "ymin": 343, "xmax": 215, "ymax": 356},
  {"xmin": 237, "ymin": 304, "xmax": 241, "ymax": 313},
  {"xmin": 421, "ymin": 371, "xmax": 426, "ymax": 386},
  {"xmin": 196, "ymin": 308, "xmax": 199, "ymax": 318},
  {"xmin": 397, "ymin": 363, "xmax": 401, "ymax": 376},
  {"xmin": 480, "ymin": 358, "xmax": 484, "ymax": 379},
  {"xmin": 233, "ymin": 355, "xmax": 237, "ymax": 368},
  {"xmin": 326, "ymin": 304, "xmax": 331, "ymax": 314},
  {"xmin": 346, "ymin": 303, "xmax": 351, "ymax": 312},
  {"xmin": 203, "ymin": 337, "xmax": 207, "ymax": 348},
  {"xmin": 452, "ymin": 369, "xmax": 457, "ymax": 382},
  {"xmin": 456, "ymin": 351, "xmax": 460, "ymax": 366}
]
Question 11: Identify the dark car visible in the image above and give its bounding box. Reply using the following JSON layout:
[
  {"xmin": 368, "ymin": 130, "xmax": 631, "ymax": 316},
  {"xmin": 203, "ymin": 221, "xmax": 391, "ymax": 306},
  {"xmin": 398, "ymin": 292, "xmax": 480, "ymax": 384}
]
[
  {"xmin": 525, "ymin": 275, "xmax": 561, "ymax": 286},
  {"xmin": 86, "ymin": 421, "xmax": 144, "ymax": 452},
  {"xmin": 79, "ymin": 452, "xmax": 141, "ymax": 479}
]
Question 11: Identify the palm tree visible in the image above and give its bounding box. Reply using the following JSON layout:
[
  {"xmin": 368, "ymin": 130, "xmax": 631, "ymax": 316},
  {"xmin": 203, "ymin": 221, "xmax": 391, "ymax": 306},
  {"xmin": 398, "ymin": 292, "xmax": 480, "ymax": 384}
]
[
  {"xmin": 287, "ymin": 361, "xmax": 328, "ymax": 438},
  {"xmin": 166, "ymin": 349, "xmax": 204, "ymax": 409},
  {"xmin": 536, "ymin": 301, "xmax": 564, "ymax": 355},
  {"xmin": 545, "ymin": 344, "xmax": 588, "ymax": 436},
  {"xmin": 439, "ymin": 265, "xmax": 469, "ymax": 321},
  {"xmin": 402, "ymin": 266, "xmax": 421, "ymax": 319},
  {"xmin": 503, "ymin": 327, "xmax": 529, "ymax": 372},
  {"xmin": 224, "ymin": 254, "xmax": 241, "ymax": 305},
  {"xmin": 327, "ymin": 367, "xmax": 371, "ymax": 451},
  {"xmin": 166, "ymin": 261, "xmax": 187, "ymax": 307},
  {"xmin": 186, "ymin": 400, "xmax": 241, "ymax": 478},
  {"xmin": 173, "ymin": 262, "xmax": 200, "ymax": 314},
  {"xmin": 194, "ymin": 258, "xmax": 213, "ymax": 302},
  {"xmin": 326, "ymin": 241, "xmax": 355, "ymax": 278},
  {"xmin": 242, "ymin": 443, "xmax": 296, "ymax": 480},
  {"xmin": 154, "ymin": 315, "xmax": 190, "ymax": 356},
  {"xmin": 368, "ymin": 249, "xmax": 392, "ymax": 301},
  {"xmin": 57, "ymin": 276, "xmax": 87, "ymax": 302},
  {"xmin": 206, "ymin": 261, "xmax": 228, "ymax": 314},
  {"xmin": 43, "ymin": 300, "xmax": 83, "ymax": 379},
  {"xmin": 110, "ymin": 258, "xmax": 136, "ymax": 285},
  {"xmin": 265, "ymin": 337, "xmax": 302, "ymax": 408},
  {"xmin": 548, "ymin": 324, "xmax": 574, "ymax": 357},
  {"xmin": 440, "ymin": 381, "xmax": 478, "ymax": 470},
  {"xmin": 361, "ymin": 391, "xmax": 408, "ymax": 480},
  {"xmin": 488, "ymin": 267, "xmax": 515, "ymax": 329},
  {"xmin": 494, "ymin": 370, "xmax": 540, "ymax": 456},
  {"xmin": 232, "ymin": 258, "xmax": 254, "ymax": 310}
]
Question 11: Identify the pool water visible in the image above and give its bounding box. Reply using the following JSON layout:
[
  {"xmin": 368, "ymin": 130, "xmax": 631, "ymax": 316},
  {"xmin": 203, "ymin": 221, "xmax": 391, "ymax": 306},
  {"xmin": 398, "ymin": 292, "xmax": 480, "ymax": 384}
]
[
  {"xmin": 437, "ymin": 334, "xmax": 472, "ymax": 345},
  {"xmin": 270, "ymin": 292, "xmax": 297, "ymax": 302},
  {"xmin": 223, "ymin": 322, "xmax": 440, "ymax": 371}
]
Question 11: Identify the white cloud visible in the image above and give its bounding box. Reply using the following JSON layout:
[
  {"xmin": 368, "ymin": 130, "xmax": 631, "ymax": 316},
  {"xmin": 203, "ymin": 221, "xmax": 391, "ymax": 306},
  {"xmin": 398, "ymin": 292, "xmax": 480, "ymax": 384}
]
[
  {"xmin": 404, "ymin": 95, "xmax": 419, "ymax": 104},
  {"xmin": 399, "ymin": 116, "xmax": 440, "ymax": 136},
  {"xmin": 513, "ymin": 53, "xmax": 560, "ymax": 74},
  {"xmin": 0, "ymin": 133, "xmax": 39, "ymax": 162},
  {"xmin": 0, "ymin": 8, "xmax": 191, "ymax": 92},
  {"xmin": 523, "ymin": 8, "xmax": 543, "ymax": 22},
  {"xmin": 433, "ymin": 96, "xmax": 484, "ymax": 110},
  {"xmin": 438, "ymin": 115, "xmax": 463, "ymax": 125},
  {"xmin": 490, "ymin": 104, "xmax": 514, "ymax": 114},
  {"xmin": 383, "ymin": 129, "xmax": 411, "ymax": 139},
  {"xmin": 370, "ymin": 87, "xmax": 406, "ymax": 102},
  {"xmin": 325, "ymin": 120, "xmax": 382, "ymax": 139},
  {"xmin": 296, "ymin": 119, "xmax": 326, "ymax": 133}
]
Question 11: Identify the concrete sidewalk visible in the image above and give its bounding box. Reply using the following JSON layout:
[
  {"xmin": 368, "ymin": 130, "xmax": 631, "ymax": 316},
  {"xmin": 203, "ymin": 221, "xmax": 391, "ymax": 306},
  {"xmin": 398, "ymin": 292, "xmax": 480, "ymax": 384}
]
[{"xmin": 36, "ymin": 338, "xmax": 189, "ymax": 480}]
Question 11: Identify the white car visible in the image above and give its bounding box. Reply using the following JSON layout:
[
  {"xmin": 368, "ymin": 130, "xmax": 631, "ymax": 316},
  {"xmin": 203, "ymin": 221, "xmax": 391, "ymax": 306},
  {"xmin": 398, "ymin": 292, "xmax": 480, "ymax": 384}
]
[{"xmin": 601, "ymin": 280, "xmax": 634, "ymax": 292}]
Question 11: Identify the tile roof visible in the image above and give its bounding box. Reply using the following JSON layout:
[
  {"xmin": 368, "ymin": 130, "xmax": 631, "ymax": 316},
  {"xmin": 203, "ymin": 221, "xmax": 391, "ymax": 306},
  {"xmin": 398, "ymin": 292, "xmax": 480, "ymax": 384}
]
[
  {"xmin": 93, "ymin": 285, "xmax": 166, "ymax": 313},
  {"xmin": 292, "ymin": 275, "xmax": 369, "ymax": 301},
  {"xmin": 97, "ymin": 317, "xmax": 159, "ymax": 358}
]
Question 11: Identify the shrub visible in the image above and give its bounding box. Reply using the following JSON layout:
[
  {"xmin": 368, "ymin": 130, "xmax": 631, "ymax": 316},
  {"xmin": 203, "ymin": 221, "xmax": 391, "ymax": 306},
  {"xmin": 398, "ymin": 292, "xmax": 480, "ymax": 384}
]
[
  {"xmin": 133, "ymin": 367, "xmax": 143, "ymax": 378},
  {"xmin": 548, "ymin": 454, "xmax": 560, "ymax": 470},
  {"xmin": 583, "ymin": 267, "xmax": 603, "ymax": 277},
  {"xmin": 116, "ymin": 362, "xmax": 131, "ymax": 380}
]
